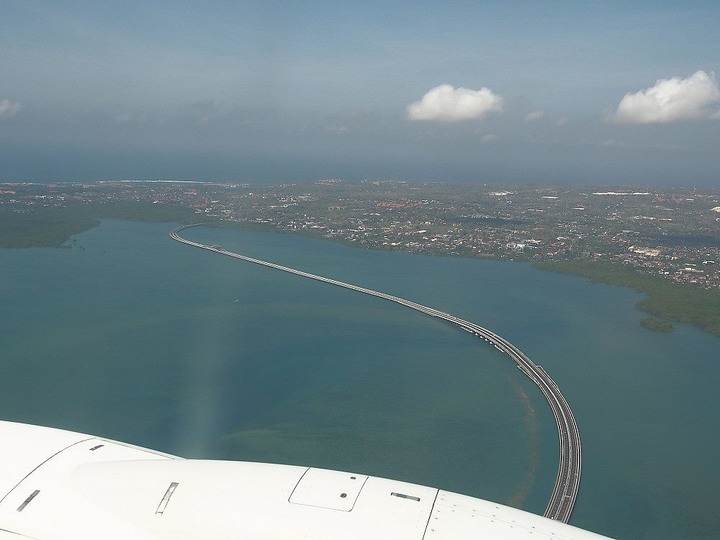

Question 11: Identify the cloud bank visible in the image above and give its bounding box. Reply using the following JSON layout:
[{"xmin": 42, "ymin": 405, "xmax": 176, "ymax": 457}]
[
  {"xmin": 407, "ymin": 84, "xmax": 504, "ymax": 122},
  {"xmin": 612, "ymin": 70, "xmax": 720, "ymax": 124},
  {"xmin": 0, "ymin": 99, "xmax": 22, "ymax": 119}
]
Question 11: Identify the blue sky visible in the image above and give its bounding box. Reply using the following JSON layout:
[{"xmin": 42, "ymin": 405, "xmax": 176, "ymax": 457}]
[{"xmin": 1, "ymin": 1, "xmax": 719, "ymax": 185}]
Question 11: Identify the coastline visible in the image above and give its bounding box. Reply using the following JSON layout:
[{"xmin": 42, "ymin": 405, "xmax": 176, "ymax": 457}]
[
  {"xmin": 3, "ymin": 207, "xmax": 719, "ymax": 338},
  {"xmin": 533, "ymin": 259, "xmax": 720, "ymax": 337},
  {"xmin": 205, "ymin": 221, "xmax": 720, "ymax": 339}
]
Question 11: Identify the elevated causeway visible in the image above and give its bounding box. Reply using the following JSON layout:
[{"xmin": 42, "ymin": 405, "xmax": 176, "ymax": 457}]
[{"xmin": 171, "ymin": 224, "xmax": 581, "ymax": 523}]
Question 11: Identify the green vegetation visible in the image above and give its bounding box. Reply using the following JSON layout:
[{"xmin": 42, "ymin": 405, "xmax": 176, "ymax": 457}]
[
  {"xmin": 534, "ymin": 260, "xmax": 720, "ymax": 337},
  {"xmin": 640, "ymin": 318, "xmax": 675, "ymax": 333},
  {"xmin": 0, "ymin": 208, "xmax": 99, "ymax": 248},
  {"xmin": 92, "ymin": 200, "xmax": 204, "ymax": 224},
  {"xmin": 0, "ymin": 202, "xmax": 203, "ymax": 248}
]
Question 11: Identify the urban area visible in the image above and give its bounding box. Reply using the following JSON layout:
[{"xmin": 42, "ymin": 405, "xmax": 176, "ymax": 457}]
[{"xmin": 2, "ymin": 179, "xmax": 719, "ymax": 290}]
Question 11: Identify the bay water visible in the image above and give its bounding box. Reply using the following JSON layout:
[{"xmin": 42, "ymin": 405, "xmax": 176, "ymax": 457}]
[{"xmin": 1, "ymin": 220, "xmax": 719, "ymax": 539}]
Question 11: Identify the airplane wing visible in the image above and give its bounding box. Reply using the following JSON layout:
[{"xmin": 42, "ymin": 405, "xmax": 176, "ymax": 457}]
[{"xmin": 0, "ymin": 421, "xmax": 613, "ymax": 539}]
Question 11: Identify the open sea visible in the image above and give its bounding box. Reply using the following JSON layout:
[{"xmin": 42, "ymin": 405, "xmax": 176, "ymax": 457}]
[{"xmin": 2, "ymin": 219, "xmax": 720, "ymax": 539}]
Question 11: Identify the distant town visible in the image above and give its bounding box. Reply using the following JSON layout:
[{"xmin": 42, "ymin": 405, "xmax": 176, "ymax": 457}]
[{"xmin": 2, "ymin": 179, "xmax": 719, "ymax": 290}]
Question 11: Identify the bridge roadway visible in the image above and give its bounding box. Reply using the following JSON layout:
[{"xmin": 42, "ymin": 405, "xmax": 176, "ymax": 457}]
[{"xmin": 171, "ymin": 224, "xmax": 582, "ymax": 523}]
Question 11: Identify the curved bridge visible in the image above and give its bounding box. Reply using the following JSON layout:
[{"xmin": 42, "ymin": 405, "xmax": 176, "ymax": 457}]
[{"xmin": 171, "ymin": 224, "xmax": 581, "ymax": 523}]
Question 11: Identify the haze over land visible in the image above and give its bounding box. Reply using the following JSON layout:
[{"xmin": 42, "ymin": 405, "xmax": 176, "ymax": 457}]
[{"xmin": 1, "ymin": 1, "xmax": 719, "ymax": 185}]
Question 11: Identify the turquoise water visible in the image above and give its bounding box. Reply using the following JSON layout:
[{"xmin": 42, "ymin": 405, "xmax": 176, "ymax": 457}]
[{"xmin": 2, "ymin": 220, "xmax": 720, "ymax": 539}]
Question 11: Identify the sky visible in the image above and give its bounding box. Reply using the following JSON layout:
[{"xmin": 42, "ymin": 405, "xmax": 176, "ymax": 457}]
[{"xmin": 1, "ymin": 0, "xmax": 719, "ymax": 186}]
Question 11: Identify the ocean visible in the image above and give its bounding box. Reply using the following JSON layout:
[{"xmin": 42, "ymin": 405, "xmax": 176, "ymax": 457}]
[{"xmin": 1, "ymin": 219, "xmax": 719, "ymax": 539}]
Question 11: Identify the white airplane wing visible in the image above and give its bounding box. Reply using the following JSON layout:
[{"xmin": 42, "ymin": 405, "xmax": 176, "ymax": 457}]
[{"xmin": 0, "ymin": 421, "xmax": 613, "ymax": 539}]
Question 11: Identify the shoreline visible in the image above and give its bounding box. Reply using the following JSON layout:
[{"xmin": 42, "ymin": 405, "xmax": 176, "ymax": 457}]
[
  {"xmin": 533, "ymin": 259, "xmax": 720, "ymax": 337},
  {"xmin": 3, "ymin": 209, "xmax": 719, "ymax": 338},
  {"xmin": 206, "ymin": 221, "xmax": 720, "ymax": 339}
]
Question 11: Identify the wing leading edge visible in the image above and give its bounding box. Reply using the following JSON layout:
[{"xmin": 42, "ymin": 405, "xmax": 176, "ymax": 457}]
[{"xmin": 0, "ymin": 421, "xmax": 613, "ymax": 539}]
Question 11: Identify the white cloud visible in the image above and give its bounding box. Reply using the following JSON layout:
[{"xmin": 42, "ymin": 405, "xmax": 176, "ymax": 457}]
[
  {"xmin": 525, "ymin": 110, "xmax": 544, "ymax": 122},
  {"xmin": 612, "ymin": 70, "xmax": 720, "ymax": 124},
  {"xmin": 480, "ymin": 133, "xmax": 498, "ymax": 143},
  {"xmin": 0, "ymin": 99, "xmax": 22, "ymax": 119},
  {"xmin": 407, "ymin": 84, "xmax": 504, "ymax": 122},
  {"xmin": 556, "ymin": 117, "xmax": 569, "ymax": 127}
]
